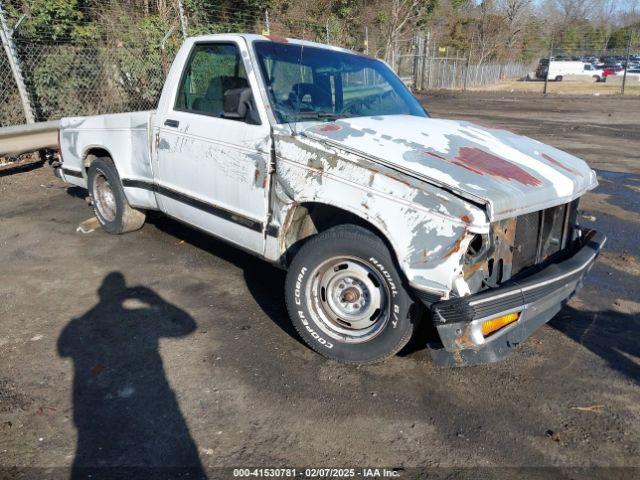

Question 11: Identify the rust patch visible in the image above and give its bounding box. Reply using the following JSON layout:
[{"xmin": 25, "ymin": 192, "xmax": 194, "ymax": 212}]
[
  {"xmin": 444, "ymin": 230, "xmax": 467, "ymax": 258},
  {"xmin": 451, "ymin": 147, "xmax": 542, "ymax": 187},
  {"xmin": 317, "ymin": 123, "xmax": 341, "ymax": 132},
  {"xmin": 265, "ymin": 35, "xmax": 288, "ymax": 43},
  {"xmin": 388, "ymin": 175, "xmax": 412, "ymax": 187},
  {"xmin": 353, "ymin": 50, "xmax": 373, "ymax": 59},
  {"xmin": 460, "ymin": 214, "xmax": 471, "ymax": 224},
  {"xmin": 361, "ymin": 201, "xmax": 370, "ymax": 210},
  {"xmin": 454, "ymin": 327, "xmax": 480, "ymax": 350},
  {"xmin": 542, "ymin": 153, "xmax": 581, "ymax": 176}
]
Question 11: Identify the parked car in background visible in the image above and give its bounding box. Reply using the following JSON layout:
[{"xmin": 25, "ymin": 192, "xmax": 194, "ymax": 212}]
[
  {"xmin": 624, "ymin": 68, "xmax": 640, "ymax": 79},
  {"xmin": 602, "ymin": 65, "xmax": 624, "ymax": 79}
]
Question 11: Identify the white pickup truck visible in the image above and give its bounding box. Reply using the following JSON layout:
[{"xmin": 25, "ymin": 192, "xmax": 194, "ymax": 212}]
[{"xmin": 55, "ymin": 34, "xmax": 605, "ymax": 366}]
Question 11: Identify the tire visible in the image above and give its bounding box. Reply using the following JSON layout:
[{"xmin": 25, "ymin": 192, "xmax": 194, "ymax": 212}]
[
  {"xmin": 87, "ymin": 157, "xmax": 146, "ymax": 234},
  {"xmin": 284, "ymin": 224, "xmax": 419, "ymax": 364},
  {"xmin": 555, "ymin": 75, "xmax": 563, "ymax": 82}
]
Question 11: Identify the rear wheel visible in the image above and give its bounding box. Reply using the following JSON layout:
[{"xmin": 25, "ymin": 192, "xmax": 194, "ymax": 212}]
[
  {"xmin": 555, "ymin": 75, "xmax": 563, "ymax": 82},
  {"xmin": 88, "ymin": 157, "xmax": 145, "ymax": 234},
  {"xmin": 284, "ymin": 225, "xmax": 420, "ymax": 364}
]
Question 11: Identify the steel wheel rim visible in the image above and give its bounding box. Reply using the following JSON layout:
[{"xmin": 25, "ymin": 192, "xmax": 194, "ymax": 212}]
[
  {"xmin": 94, "ymin": 171, "xmax": 117, "ymax": 222},
  {"xmin": 306, "ymin": 256, "xmax": 390, "ymax": 343}
]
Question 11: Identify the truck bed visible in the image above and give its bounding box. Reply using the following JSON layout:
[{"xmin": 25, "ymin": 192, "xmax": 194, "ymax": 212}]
[{"xmin": 58, "ymin": 111, "xmax": 158, "ymax": 210}]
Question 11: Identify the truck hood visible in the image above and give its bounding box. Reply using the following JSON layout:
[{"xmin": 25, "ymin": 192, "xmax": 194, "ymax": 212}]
[{"xmin": 303, "ymin": 115, "xmax": 597, "ymax": 220}]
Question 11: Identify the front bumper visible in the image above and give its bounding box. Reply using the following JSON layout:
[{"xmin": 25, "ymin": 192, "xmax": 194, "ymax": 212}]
[{"xmin": 428, "ymin": 230, "xmax": 606, "ymax": 367}]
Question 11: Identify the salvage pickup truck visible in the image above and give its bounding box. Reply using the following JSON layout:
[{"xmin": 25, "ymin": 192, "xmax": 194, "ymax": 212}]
[{"xmin": 55, "ymin": 34, "xmax": 605, "ymax": 366}]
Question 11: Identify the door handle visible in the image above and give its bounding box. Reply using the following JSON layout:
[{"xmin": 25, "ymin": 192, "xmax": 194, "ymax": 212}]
[{"xmin": 164, "ymin": 119, "xmax": 180, "ymax": 128}]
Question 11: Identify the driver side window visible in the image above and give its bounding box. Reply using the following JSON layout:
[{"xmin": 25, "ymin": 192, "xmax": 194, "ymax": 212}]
[{"xmin": 175, "ymin": 43, "xmax": 248, "ymax": 118}]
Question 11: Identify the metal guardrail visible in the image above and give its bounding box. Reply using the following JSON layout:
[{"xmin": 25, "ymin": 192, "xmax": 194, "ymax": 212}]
[{"xmin": 0, "ymin": 120, "xmax": 59, "ymax": 157}]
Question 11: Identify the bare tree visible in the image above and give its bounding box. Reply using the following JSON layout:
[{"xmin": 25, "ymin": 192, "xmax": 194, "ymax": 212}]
[
  {"xmin": 496, "ymin": 0, "xmax": 533, "ymax": 50},
  {"xmin": 547, "ymin": 0, "xmax": 597, "ymax": 25},
  {"xmin": 473, "ymin": 0, "xmax": 507, "ymax": 65},
  {"xmin": 376, "ymin": 0, "xmax": 431, "ymax": 66}
]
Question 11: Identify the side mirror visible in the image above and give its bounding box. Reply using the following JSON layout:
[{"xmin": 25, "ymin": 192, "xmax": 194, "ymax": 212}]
[{"xmin": 223, "ymin": 87, "xmax": 261, "ymax": 125}]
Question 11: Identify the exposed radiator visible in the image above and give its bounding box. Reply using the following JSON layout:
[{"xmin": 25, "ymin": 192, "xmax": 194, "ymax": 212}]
[{"xmin": 511, "ymin": 201, "xmax": 577, "ymax": 276}]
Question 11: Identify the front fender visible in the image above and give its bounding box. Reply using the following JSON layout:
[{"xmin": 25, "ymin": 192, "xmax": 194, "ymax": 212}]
[{"xmin": 274, "ymin": 133, "xmax": 489, "ymax": 299}]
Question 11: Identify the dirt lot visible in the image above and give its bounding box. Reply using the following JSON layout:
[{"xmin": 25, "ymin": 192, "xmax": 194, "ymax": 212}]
[
  {"xmin": 1, "ymin": 93, "xmax": 639, "ymax": 478},
  {"xmin": 468, "ymin": 79, "xmax": 640, "ymax": 96}
]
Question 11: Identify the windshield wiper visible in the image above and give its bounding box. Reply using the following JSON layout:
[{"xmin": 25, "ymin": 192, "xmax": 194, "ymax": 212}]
[{"xmin": 288, "ymin": 111, "xmax": 346, "ymax": 120}]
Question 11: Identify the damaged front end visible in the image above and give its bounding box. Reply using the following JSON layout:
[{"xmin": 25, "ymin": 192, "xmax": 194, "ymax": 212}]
[{"xmin": 427, "ymin": 200, "xmax": 606, "ymax": 366}]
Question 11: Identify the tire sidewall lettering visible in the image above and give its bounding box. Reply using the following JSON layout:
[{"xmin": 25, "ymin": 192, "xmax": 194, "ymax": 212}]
[
  {"xmin": 284, "ymin": 227, "xmax": 416, "ymax": 363},
  {"xmin": 295, "ymin": 267, "xmax": 333, "ymax": 349},
  {"xmin": 369, "ymin": 257, "xmax": 401, "ymax": 329}
]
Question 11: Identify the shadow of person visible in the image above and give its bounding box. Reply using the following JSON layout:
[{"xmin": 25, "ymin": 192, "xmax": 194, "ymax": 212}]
[{"xmin": 58, "ymin": 272, "xmax": 206, "ymax": 479}]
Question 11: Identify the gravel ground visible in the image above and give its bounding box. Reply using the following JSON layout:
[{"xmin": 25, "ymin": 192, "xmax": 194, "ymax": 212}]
[{"xmin": 0, "ymin": 92, "xmax": 638, "ymax": 479}]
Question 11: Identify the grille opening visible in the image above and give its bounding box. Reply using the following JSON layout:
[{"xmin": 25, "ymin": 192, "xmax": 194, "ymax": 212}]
[
  {"xmin": 467, "ymin": 234, "xmax": 484, "ymax": 257},
  {"xmin": 512, "ymin": 202, "xmax": 576, "ymax": 276}
]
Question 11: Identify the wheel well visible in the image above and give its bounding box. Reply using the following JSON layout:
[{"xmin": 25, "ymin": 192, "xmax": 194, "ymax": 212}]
[
  {"xmin": 282, "ymin": 202, "xmax": 396, "ymax": 266},
  {"xmin": 83, "ymin": 148, "xmax": 112, "ymax": 174}
]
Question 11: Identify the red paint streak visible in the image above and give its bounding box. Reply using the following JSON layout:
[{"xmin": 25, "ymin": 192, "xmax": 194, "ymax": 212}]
[
  {"xmin": 424, "ymin": 151, "xmax": 448, "ymax": 161},
  {"xmin": 265, "ymin": 35, "xmax": 288, "ymax": 43},
  {"xmin": 542, "ymin": 153, "xmax": 582, "ymax": 177},
  {"xmin": 317, "ymin": 123, "xmax": 341, "ymax": 132},
  {"xmin": 451, "ymin": 147, "xmax": 542, "ymax": 186}
]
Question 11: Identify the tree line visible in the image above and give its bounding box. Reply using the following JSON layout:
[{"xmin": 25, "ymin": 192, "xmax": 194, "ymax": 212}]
[{"xmin": 3, "ymin": 0, "xmax": 640, "ymax": 60}]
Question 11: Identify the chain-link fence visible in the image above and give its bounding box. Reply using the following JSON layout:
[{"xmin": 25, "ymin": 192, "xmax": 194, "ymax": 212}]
[
  {"xmin": 0, "ymin": 49, "xmax": 24, "ymax": 127},
  {"xmin": 399, "ymin": 54, "xmax": 531, "ymax": 91},
  {"xmin": 16, "ymin": 41, "xmax": 174, "ymax": 121},
  {"xmin": 1, "ymin": 37, "xmax": 536, "ymax": 128},
  {"xmin": 1, "ymin": 3, "xmax": 639, "ymax": 129}
]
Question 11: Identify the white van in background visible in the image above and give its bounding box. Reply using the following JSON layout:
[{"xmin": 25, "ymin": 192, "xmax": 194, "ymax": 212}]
[{"xmin": 537, "ymin": 61, "xmax": 604, "ymax": 82}]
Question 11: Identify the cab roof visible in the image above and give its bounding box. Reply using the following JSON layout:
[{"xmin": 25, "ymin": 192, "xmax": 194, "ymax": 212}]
[{"xmin": 187, "ymin": 33, "xmax": 367, "ymax": 58}]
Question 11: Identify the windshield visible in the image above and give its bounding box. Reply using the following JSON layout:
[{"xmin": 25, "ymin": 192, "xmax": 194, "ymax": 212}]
[{"xmin": 253, "ymin": 41, "xmax": 428, "ymax": 124}]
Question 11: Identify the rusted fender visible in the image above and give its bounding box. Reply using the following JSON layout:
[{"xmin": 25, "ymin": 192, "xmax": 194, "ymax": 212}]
[{"xmin": 273, "ymin": 129, "xmax": 490, "ymax": 299}]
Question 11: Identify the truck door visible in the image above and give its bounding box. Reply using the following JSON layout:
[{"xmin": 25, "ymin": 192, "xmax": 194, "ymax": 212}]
[{"xmin": 154, "ymin": 39, "xmax": 271, "ymax": 255}]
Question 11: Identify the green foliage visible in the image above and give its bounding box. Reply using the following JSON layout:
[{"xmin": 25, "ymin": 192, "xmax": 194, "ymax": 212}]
[
  {"xmin": 12, "ymin": 0, "xmax": 94, "ymax": 41},
  {"xmin": 608, "ymin": 24, "xmax": 640, "ymax": 50}
]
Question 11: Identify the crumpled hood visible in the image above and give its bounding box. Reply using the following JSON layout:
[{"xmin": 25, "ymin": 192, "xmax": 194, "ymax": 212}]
[{"xmin": 303, "ymin": 115, "xmax": 597, "ymax": 220}]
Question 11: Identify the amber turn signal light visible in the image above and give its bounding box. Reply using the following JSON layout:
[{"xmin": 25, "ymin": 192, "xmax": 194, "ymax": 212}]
[{"xmin": 481, "ymin": 313, "xmax": 519, "ymax": 337}]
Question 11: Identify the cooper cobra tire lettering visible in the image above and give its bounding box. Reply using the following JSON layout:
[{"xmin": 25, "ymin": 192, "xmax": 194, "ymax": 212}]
[
  {"xmin": 284, "ymin": 225, "xmax": 419, "ymax": 364},
  {"xmin": 297, "ymin": 307, "xmax": 333, "ymax": 349},
  {"xmin": 294, "ymin": 267, "xmax": 307, "ymax": 306}
]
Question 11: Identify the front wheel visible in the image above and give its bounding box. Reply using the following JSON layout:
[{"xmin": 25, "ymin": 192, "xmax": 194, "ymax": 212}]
[{"xmin": 284, "ymin": 225, "xmax": 420, "ymax": 364}]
